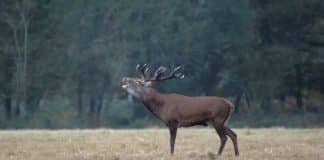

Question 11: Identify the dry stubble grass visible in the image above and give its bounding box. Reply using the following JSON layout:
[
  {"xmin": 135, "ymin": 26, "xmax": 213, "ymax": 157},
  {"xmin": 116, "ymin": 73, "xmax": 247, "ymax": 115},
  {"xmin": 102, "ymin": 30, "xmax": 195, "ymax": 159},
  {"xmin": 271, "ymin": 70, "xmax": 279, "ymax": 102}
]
[{"xmin": 0, "ymin": 128, "xmax": 323, "ymax": 160}]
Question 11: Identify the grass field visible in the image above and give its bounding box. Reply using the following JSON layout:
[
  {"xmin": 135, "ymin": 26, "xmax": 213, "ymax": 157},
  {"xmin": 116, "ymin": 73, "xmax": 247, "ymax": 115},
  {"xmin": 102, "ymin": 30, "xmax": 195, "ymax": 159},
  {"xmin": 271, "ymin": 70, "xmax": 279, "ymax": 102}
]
[{"xmin": 0, "ymin": 128, "xmax": 323, "ymax": 160}]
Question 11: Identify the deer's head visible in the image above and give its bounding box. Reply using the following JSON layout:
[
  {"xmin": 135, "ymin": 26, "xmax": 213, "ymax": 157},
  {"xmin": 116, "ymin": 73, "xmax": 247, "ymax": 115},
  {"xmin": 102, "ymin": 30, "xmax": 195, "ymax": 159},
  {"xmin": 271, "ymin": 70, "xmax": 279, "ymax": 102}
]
[{"xmin": 122, "ymin": 64, "xmax": 184, "ymax": 98}]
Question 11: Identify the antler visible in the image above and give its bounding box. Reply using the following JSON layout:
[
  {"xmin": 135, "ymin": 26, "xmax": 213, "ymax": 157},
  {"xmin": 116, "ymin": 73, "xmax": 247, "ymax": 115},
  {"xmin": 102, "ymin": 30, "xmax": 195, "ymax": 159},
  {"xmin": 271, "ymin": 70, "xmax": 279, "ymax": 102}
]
[
  {"xmin": 136, "ymin": 64, "xmax": 184, "ymax": 82},
  {"xmin": 136, "ymin": 64, "xmax": 150, "ymax": 80},
  {"xmin": 149, "ymin": 65, "xmax": 184, "ymax": 81},
  {"xmin": 153, "ymin": 66, "xmax": 167, "ymax": 80}
]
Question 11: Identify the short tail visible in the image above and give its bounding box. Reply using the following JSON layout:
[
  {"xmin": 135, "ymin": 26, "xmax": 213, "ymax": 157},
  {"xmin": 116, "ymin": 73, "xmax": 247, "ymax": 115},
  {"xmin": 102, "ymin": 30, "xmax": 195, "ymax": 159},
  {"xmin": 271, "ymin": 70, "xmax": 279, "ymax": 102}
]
[{"xmin": 224, "ymin": 99, "xmax": 235, "ymax": 126}]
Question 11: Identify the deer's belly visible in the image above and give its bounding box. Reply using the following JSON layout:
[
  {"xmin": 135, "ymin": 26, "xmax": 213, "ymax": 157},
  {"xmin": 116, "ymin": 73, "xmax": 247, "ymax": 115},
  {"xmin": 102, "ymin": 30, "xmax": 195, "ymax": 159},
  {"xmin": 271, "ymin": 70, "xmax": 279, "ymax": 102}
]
[
  {"xmin": 178, "ymin": 112, "xmax": 212, "ymax": 127},
  {"xmin": 179, "ymin": 120, "xmax": 209, "ymax": 127},
  {"xmin": 178, "ymin": 111, "xmax": 212, "ymax": 127}
]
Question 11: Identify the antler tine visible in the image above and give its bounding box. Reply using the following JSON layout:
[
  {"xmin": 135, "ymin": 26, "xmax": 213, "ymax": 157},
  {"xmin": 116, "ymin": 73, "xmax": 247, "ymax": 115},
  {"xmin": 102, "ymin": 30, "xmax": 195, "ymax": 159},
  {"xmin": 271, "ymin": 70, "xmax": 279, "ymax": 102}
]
[
  {"xmin": 147, "ymin": 65, "xmax": 184, "ymax": 81},
  {"xmin": 136, "ymin": 64, "xmax": 150, "ymax": 79},
  {"xmin": 136, "ymin": 64, "xmax": 141, "ymax": 71},
  {"xmin": 160, "ymin": 65, "xmax": 185, "ymax": 80},
  {"xmin": 144, "ymin": 65, "xmax": 151, "ymax": 75},
  {"xmin": 152, "ymin": 66, "xmax": 167, "ymax": 81}
]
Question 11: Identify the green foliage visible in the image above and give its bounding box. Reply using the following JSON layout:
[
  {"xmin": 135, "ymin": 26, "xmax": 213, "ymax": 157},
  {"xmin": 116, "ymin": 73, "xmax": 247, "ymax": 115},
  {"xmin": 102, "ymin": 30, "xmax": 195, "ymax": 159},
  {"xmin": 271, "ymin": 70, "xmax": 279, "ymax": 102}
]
[
  {"xmin": 105, "ymin": 97, "xmax": 134, "ymax": 127},
  {"xmin": 0, "ymin": 0, "xmax": 323, "ymax": 128}
]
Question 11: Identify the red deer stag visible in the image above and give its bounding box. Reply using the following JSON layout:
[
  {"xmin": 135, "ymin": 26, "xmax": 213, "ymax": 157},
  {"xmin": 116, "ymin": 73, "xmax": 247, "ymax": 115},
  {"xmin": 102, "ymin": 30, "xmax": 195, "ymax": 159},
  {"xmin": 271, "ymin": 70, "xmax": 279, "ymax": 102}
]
[{"xmin": 121, "ymin": 64, "xmax": 239, "ymax": 156}]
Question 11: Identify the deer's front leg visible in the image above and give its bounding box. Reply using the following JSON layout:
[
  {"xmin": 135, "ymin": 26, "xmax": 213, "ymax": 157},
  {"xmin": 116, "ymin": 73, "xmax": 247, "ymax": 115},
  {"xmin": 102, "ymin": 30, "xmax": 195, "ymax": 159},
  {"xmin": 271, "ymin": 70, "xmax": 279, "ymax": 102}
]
[{"xmin": 168, "ymin": 122, "xmax": 178, "ymax": 155}]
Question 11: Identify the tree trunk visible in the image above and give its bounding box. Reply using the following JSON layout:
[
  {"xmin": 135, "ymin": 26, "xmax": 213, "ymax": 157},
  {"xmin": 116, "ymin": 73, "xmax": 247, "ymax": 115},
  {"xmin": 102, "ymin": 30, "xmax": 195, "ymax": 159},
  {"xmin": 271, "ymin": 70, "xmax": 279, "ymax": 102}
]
[
  {"xmin": 26, "ymin": 95, "xmax": 41, "ymax": 115},
  {"xmin": 295, "ymin": 64, "xmax": 303, "ymax": 110},
  {"xmin": 95, "ymin": 93, "xmax": 104, "ymax": 126},
  {"xmin": 234, "ymin": 94, "xmax": 242, "ymax": 113},
  {"xmin": 4, "ymin": 57, "xmax": 14, "ymax": 120},
  {"xmin": 11, "ymin": 7, "xmax": 29, "ymax": 118},
  {"xmin": 96, "ymin": 94, "xmax": 103, "ymax": 117},
  {"xmin": 4, "ymin": 97, "xmax": 12, "ymax": 120},
  {"xmin": 76, "ymin": 80, "xmax": 84, "ymax": 115},
  {"xmin": 21, "ymin": 12, "xmax": 28, "ymax": 116},
  {"xmin": 88, "ymin": 93, "xmax": 97, "ymax": 127},
  {"xmin": 279, "ymin": 94, "xmax": 286, "ymax": 109},
  {"xmin": 245, "ymin": 92, "xmax": 251, "ymax": 109},
  {"xmin": 15, "ymin": 103, "xmax": 21, "ymax": 117},
  {"xmin": 261, "ymin": 96, "xmax": 271, "ymax": 112},
  {"xmin": 89, "ymin": 94, "xmax": 96, "ymax": 114},
  {"xmin": 13, "ymin": 28, "xmax": 22, "ymax": 118}
]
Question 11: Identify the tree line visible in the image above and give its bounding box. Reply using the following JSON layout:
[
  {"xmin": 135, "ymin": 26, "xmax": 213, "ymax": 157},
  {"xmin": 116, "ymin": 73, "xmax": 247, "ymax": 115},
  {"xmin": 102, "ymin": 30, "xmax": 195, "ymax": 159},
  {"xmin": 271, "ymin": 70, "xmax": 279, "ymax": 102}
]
[{"xmin": 0, "ymin": 0, "xmax": 323, "ymax": 128}]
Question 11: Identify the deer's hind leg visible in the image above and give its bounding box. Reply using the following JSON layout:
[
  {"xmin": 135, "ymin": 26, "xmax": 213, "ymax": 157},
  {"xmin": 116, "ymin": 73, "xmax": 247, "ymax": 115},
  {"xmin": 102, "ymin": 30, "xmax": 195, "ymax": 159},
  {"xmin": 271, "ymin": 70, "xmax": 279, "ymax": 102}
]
[
  {"xmin": 212, "ymin": 119, "xmax": 227, "ymax": 155},
  {"xmin": 225, "ymin": 126, "xmax": 239, "ymax": 156}
]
